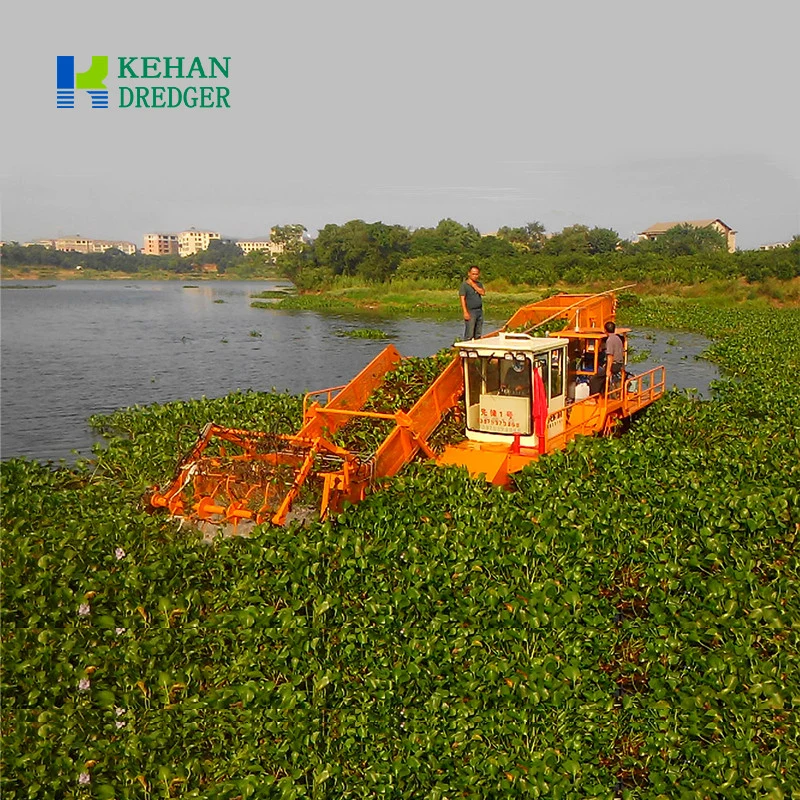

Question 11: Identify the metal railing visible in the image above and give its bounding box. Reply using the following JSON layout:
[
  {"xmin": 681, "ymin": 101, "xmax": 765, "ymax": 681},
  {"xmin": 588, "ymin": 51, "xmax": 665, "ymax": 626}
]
[
  {"xmin": 623, "ymin": 366, "xmax": 666, "ymax": 412},
  {"xmin": 302, "ymin": 384, "xmax": 347, "ymax": 422},
  {"xmin": 540, "ymin": 364, "xmax": 666, "ymax": 452}
]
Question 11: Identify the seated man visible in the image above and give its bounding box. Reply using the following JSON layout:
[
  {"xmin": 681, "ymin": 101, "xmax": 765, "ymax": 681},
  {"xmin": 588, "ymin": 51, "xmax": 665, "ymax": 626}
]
[
  {"xmin": 501, "ymin": 361, "xmax": 530, "ymax": 396},
  {"xmin": 602, "ymin": 321, "xmax": 625, "ymax": 389}
]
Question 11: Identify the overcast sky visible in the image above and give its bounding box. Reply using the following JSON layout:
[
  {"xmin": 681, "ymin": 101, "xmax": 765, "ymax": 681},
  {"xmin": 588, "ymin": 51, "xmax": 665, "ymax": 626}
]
[{"xmin": 1, "ymin": 0, "xmax": 798, "ymax": 250}]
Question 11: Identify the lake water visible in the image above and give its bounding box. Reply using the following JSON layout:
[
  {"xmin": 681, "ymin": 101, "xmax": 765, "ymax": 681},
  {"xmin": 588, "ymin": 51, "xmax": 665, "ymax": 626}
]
[{"xmin": 0, "ymin": 280, "xmax": 721, "ymax": 463}]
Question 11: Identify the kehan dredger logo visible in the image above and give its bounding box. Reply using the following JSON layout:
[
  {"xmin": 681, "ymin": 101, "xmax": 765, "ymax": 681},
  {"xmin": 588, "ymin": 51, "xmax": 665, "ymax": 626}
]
[
  {"xmin": 57, "ymin": 56, "xmax": 109, "ymax": 108},
  {"xmin": 56, "ymin": 56, "xmax": 231, "ymax": 109}
]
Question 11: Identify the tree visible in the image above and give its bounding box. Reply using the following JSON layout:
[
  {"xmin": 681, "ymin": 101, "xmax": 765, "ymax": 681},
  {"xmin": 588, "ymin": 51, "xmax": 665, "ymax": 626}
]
[
  {"xmin": 496, "ymin": 220, "xmax": 547, "ymax": 252},
  {"xmin": 312, "ymin": 220, "xmax": 410, "ymax": 281},
  {"xmin": 543, "ymin": 224, "xmax": 591, "ymax": 255},
  {"xmin": 192, "ymin": 239, "xmax": 244, "ymax": 272},
  {"xmin": 587, "ymin": 227, "xmax": 620, "ymax": 254},
  {"xmin": 314, "ymin": 221, "xmax": 369, "ymax": 276},
  {"xmin": 271, "ymin": 224, "xmax": 307, "ymax": 250},
  {"xmin": 409, "ymin": 219, "xmax": 481, "ymax": 256},
  {"xmin": 650, "ymin": 224, "xmax": 728, "ymax": 256},
  {"xmin": 474, "ymin": 235, "xmax": 516, "ymax": 259},
  {"xmin": 275, "ymin": 241, "xmax": 315, "ymax": 284}
]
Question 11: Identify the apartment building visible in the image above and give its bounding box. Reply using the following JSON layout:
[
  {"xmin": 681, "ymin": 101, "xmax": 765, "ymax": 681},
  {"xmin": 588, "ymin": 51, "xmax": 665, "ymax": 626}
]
[
  {"xmin": 236, "ymin": 239, "xmax": 282, "ymax": 256},
  {"xmin": 178, "ymin": 228, "xmax": 220, "ymax": 257},
  {"xmin": 236, "ymin": 240, "xmax": 270, "ymax": 255},
  {"xmin": 34, "ymin": 237, "xmax": 138, "ymax": 255},
  {"xmin": 143, "ymin": 233, "xmax": 179, "ymax": 256}
]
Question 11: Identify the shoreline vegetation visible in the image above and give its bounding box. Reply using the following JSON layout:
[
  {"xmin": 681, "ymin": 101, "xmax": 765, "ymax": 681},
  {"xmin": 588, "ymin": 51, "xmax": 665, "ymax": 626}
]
[
  {"xmin": 251, "ymin": 276, "xmax": 800, "ymax": 319},
  {"xmin": 4, "ymin": 218, "xmax": 798, "ymax": 315},
  {"xmin": 4, "ymin": 219, "xmax": 798, "ymax": 296},
  {"xmin": 4, "ymin": 267, "xmax": 799, "ymax": 315}
]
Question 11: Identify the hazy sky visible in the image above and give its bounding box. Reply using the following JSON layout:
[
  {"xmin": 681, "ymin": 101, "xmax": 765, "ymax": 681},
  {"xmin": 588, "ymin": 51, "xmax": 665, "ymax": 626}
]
[{"xmin": 1, "ymin": 0, "xmax": 798, "ymax": 250}]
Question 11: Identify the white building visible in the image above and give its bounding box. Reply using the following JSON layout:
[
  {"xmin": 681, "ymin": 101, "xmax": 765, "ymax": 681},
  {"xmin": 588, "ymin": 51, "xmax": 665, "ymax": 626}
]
[
  {"xmin": 34, "ymin": 237, "xmax": 138, "ymax": 255},
  {"xmin": 236, "ymin": 240, "xmax": 272, "ymax": 255},
  {"xmin": 178, "ymin": 228, "xmax": 220, "ymax": 257}
]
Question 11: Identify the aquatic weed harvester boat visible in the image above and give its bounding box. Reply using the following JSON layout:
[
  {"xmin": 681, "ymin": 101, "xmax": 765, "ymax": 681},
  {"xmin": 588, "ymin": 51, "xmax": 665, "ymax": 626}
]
[{"xmin": 149, "ymin": 290, "xmax": 665, "ymax": 528}]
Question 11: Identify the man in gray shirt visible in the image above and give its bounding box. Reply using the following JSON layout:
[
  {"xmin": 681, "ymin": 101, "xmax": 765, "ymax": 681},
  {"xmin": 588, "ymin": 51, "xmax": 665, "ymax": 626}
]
[
  {"xmin": 604, "ymin": 320, "xmax": 625, "ymax": 388},
  {"xmin": 459, "ymin": 266, "xmax": 485, "ymax": 339}
]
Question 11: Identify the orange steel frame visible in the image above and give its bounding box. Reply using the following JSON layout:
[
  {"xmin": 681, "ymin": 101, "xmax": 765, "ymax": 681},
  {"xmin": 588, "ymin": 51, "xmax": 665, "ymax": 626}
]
[
  {"xmin": 148, "ymin": 290, "xmax": 664, "ymax": 528},
  {"xmin": 149, "ymin": 345, "xmax": 463, "ymax": 527},
  {"xmin": 441, "ymin": 364, "xmax": 666, "ymax": 486}
]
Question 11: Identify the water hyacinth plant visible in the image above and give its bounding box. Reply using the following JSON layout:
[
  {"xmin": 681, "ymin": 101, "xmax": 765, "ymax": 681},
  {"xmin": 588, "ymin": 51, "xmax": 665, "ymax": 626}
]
[
  {"xmin": 1, "ymin": 298, "xmax": 798, "ymax": 797},
  {"xmin": 334, "ymin": 328, "xmax": 390, "ymax": 339}
]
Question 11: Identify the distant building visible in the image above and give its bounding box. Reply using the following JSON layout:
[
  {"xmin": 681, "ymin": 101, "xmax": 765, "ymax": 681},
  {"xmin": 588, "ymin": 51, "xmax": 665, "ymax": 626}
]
[
  {"xmin": 759, "ymin": 241, "xmax": 792, "ymax": 251},
  {"xmin": 638, "ymin": 219, "xmax": 736, "ymax": 253},
  {"xmin": 143, "ymin": 233, "xmax": 179, "ymax": 256},
  {"xmin": 236, "ymin": 240, "xmax": 273, "ymax": 255},
  {"xmin": 99, "ymin": 240, "xmax": 137, "ymax": 255},
  {"xmin": 178, "ymin": 228, "xmax": 220, "ymax": 257},
  {"xmin": 52, "ymin": 236, "xmax": 92, "ymax": 253},
  {"xmin": 33, "ymin": 236, "xmax": 138, "ymax": 255},
  {"xmin": 236, "ymin": 238, "xmax": 290, "ymax": 258}
]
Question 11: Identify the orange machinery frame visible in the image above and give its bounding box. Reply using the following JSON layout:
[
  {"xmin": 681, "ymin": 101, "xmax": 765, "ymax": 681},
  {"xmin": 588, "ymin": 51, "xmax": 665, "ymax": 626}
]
[
  {"xmin": 149, "ymin": 290, "xmax": 664, "ymax": 527},
  {"xmin": 436, "ymin": 288, "xmax": 664, "ymax": 484},
  {"xmin": 149, "ymin": 345, "xmax": 464, "ymax": 527}
]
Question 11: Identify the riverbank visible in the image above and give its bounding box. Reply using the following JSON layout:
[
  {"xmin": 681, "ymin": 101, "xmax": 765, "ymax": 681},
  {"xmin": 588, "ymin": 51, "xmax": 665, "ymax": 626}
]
[
  {"xmin": 6, "ymin": 268, "xmax": 798, "ymax": 309},
  {"xmin": 251, "ymin": 276, "xmax": 800, "ymax": 319}
]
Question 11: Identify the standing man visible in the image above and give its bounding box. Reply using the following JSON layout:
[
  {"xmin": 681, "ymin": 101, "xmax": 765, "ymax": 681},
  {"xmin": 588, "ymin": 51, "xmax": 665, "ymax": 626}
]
[{"xmin": 459, "ymin": 266, "xmax": 485, "ymax": 340}]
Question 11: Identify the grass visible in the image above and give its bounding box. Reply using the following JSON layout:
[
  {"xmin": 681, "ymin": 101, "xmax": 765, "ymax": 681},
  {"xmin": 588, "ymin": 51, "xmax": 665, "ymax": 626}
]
[
  {"xmin": 252, "ymin": 281, "xmax": 547, "ymax": 319},
  {"xmin": 250, "ymin": 276, "xmax": 800, "ymax": 319},
  {"xmin": 251, "ymin": 289, "xmax": 296, "ymax": 299}
]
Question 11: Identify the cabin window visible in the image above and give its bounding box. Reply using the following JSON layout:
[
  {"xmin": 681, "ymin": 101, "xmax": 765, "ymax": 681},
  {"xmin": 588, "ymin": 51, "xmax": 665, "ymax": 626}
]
[
  {"xmin": 550, "ymin": 348, "xmax": 564, "ymax": 399},
  {"xmin": 463, "ymin": 355, "xmax": 532, "ymax": 436}
]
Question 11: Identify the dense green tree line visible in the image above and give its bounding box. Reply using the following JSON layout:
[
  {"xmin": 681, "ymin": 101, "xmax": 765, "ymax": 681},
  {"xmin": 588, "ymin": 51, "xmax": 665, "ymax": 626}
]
[
  {"xmin": 4, "ymin": 222, "xmax": 798, "ymax": 286},
  {"xmin": 0, "ymin": 244, "xmax": 153, "ymax": 273},
  {"xmin": 276, "ymin": 219, "xmax": 799, "ymax": 289}
]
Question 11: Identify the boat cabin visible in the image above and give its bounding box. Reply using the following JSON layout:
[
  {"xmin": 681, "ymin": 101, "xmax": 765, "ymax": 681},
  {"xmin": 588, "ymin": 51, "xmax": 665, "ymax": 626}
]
[
  {"xmin": 454, "ymin": 327, "xmax": 631, "ymax": 448},
  {"xmin": 454, "ymin": 333, "xmax": 569, "ymax": 449}
]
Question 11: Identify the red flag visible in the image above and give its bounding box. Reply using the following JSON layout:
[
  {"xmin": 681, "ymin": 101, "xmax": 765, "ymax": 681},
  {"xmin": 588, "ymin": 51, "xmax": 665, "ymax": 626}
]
[{"xmin": 533, "ymin": 366, "xmax": 547, "ymax": 453}]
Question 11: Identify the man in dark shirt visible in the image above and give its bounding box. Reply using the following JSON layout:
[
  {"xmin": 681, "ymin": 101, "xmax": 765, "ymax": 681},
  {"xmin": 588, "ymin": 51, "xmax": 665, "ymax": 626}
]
[{"xmin": 459, "ymin": 266, "xmax": 485, "ymax": 339}]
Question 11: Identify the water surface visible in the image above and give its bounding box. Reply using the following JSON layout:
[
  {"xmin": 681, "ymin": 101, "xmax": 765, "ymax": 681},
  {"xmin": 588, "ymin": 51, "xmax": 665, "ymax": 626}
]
[{"xmin": 1, "ymin": 280, "xmax": 720, "ymax": 463}]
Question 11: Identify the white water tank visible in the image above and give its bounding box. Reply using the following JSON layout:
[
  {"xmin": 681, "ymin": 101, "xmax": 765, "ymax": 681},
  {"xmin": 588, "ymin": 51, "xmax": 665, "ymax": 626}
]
[{"xmin": 574, "ymin": 382, "xmax": 590, "ymax": 401}]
